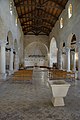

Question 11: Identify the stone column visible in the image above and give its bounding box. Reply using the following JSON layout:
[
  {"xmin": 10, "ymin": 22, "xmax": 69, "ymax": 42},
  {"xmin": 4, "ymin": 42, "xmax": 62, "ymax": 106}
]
[
  {"xmin": 57, "ymin": 49, "xmax": 62, "ymax": 70},
  {"xmin": 1, "ymin": 43, "xmax": 6, "ymax": 79},
  {"xmin": 10, "ymin": 48, "xmax": 14, "ymax": 74},
  {"xmin": 78, "ymin": 45, "xmax": 80, "ymax": 79},
  {"xmin": 73, "ymin": 51, "xmax": 76, "ymax": 72},
  {"xmin": 66, "ymin": 47, "xmax": 70, "ymax": 72},
  {"xmin": 14, "ymin": 53, "xmax": 19, "ymax": 71}
]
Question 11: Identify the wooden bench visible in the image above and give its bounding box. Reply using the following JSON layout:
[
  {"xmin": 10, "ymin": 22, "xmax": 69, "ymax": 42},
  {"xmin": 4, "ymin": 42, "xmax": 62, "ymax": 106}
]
[{"xmin": 49, "ymin": 70, "xmax": 75, "ymax": 80}]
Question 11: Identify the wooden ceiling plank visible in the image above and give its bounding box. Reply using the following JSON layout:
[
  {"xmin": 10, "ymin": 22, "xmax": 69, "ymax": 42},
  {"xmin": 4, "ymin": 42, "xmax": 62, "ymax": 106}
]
[
  {"xmin": 14, "ymin": 0, "xmax": 69, "ymax": 35},
  {"xmin": 19, "ymin": 12, "xmax": 58, "ymax": 21},
  {"xmin": 18, "ymin": 9, "xmax": 36, "ymax": 18},
  {"xmin": 39, "ymin": 9, "xmax": 58, "ymax": 20},
  {"xmin": 41, "ymin": 0, "xmax": 65, "ymax": 10},
  {"xmin": 21, "ymin": 18, "xmax": 54, "ymax": 26},
  {"xmin": 18, "ymin": 0, "xmax": 24, "ymax": 24},
  {"xmin": 14, "ymin": 0, "xmax": 64, "ymax": 10}
]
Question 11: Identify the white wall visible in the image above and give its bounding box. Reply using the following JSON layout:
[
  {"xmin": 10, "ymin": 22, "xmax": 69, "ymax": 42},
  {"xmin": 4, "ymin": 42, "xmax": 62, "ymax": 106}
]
[
  {"xmin": 0, "ymin": 0, "xmax": 24, "ymax": 71},
  {"xmin": 49, "ymin": 0, "xmax": 80, "ymax": 69},
  {"xmin": 49, "ymin": 0, "xmax": 80, "ymax": 46},
  {"xmin": 24, "ymin": 40, "xmax": 49, "ymax": 67},
  {"xmin": 24, "ymin": 35, "xmax": 49, "ymax": 49}
]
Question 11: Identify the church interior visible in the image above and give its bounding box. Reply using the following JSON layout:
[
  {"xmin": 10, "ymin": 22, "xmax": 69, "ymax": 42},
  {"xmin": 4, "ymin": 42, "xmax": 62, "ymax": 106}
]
[{"xmin": 0, "ymin": 0, "xmax": 80, "ymax": 119}]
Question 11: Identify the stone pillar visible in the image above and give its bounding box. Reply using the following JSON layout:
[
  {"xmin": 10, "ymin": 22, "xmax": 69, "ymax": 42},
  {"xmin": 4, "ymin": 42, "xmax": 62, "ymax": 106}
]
[
  {"xmin": 10, "ymin": 48, "xmax": 14, "ymax": 74},
  {"xmin": 1, "ymin": 43, "xmax": 6, "ymax": 79},
  {"xmin": 14, "ymin": 53, "xmax": 19, "ymax": 71},
  {"xmin": 78, "ymin": 45, "xmax": 80, "ymax": 79},
  {"xmin": 73, "ymin": 52, "xmax": 76, "ymax": 72},
  {"xmin": 57, "ymin": 49, "xmax": 62, "ymax": 70},
  {"xmin": 66, "ymin": 47, "xmax": 70, "ymax": 72}
]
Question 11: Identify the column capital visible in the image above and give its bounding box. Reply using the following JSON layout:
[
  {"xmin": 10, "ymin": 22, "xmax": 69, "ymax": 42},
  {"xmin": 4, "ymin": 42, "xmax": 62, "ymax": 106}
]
[
  {"xmin": 70, "ymin": 50, "xmax": 75, "ymax": 54},
  {"xmin": 66, "ymin": 47, "xmax": 70, "ymax": 53},
  {"xmin": 0, "ymin": 40, "xmax": 6, "ymax": 46},
  {"xmin": 58, "ymin": 48, "xmax": 62, "ymax": 52},
  {"xmin": 10, "ymin": 48, "xmax": 13, "ymax": 51}
]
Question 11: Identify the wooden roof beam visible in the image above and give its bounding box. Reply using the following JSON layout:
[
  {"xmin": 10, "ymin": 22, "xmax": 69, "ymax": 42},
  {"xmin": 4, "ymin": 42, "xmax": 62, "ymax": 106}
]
[
  {"xmin": 39, "ymin": 9, "xmax": 58, "ymax": 20},
  {"xmin": 14, "ymin": 0, "xmax": 65, "ymax": 10},
  {"xmin": 23, "ymin": 25, "xmax": 51, "ymax": 31},
  {"xmin": 18, "ymin": 9, "xmax": 36, "ymax": 18},
  {"xmin": 24, "ymin": 31, "xmax": 49, "ymax": 36},
  {"xmin": 24, "ymin": 31, "xmax": 48, "ymax": 36},
  {"xmin": 23, "ymin": 28, "xmax": 49, "ymax": 35},
  {"xmin": 14, "ymin": 0, "xmax": 28, "ymax": 6},
  {"xmin": 42, "ymin": 0, "xmax": 65, "ymax": 10},
  {"xmin": 19, "ymin": 12, "xmax": 58, "ymax": 20},
  {"xmin": 21, "ymin": 19, "xmax": 54, "ymax": 27}
]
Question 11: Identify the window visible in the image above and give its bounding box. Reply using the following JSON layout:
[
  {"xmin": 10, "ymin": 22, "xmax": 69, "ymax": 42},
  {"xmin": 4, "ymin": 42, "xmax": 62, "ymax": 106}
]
[
  {"xmin": 15, "ymin": 17, "xmax": 18, "ymax": 26},
  {"xmin": 10, "ymin": 0, "xmax": 13, "ymax": 15},
  {"xmin": 68, "ymin": 4, "xmax": 72, "ymax": 18},
  {"xmin": 60, "ymin": 18, "xmax": 63, "ymax": 28}
]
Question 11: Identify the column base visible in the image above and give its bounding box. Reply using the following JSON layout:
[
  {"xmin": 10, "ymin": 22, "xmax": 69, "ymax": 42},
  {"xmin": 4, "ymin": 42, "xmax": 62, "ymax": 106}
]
[
  {"xmin": 8, "ymin": 70, "xmax": 14, "ymax": 75},
  {"xmin": 0, "ymin": 73, "xmax": 7, "ymax": 80},
  {"xmin": 67, "ymin": 70, "xmax": 71, "ymax": 72}
]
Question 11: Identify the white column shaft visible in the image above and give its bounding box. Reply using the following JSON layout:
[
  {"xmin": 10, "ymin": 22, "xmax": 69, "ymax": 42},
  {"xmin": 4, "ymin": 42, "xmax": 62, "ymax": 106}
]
[
  {"xmin": 58, "ymin": 49, "xmax": 62, "ymax": 69},
  {"xmin": 10, "ymin": 49, "xmax": 13, "ymax": 71},
  {"xmin": 66, "ymin": 48, "xmax": 70, "ymax": 71},
  {"xmin": 1, "ymin": 44, "xmax": 6, "ymax": 73},
  {"xmin": 73, "ymin": 52, "xmax": 76, "ymax": 71},
  {"xmin": 78, "ymin": 46, "xmax": 80, "ymax": 79}
]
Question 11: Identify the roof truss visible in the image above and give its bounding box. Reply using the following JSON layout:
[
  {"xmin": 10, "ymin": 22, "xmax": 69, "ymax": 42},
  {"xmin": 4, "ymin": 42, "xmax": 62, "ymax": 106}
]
[{"xmin": 13, "ymin": 0, "xmax": 69, "ymax": 35}]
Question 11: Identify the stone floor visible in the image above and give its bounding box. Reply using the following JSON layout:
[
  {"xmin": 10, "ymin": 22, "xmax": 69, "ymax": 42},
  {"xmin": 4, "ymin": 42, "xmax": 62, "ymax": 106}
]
[{"xmin": 0, "ymin": 79, "xmax": 80, "ymax": 120}]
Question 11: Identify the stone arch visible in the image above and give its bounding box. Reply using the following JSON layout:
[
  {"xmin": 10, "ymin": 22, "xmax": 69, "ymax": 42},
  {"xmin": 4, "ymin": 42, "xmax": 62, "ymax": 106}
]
[
  {"xmin": 50, "ymin": 37, "xmax": 58, "ymax": 67},
  {"xmin": 24, "ymin": 42, "xmax": 48, "ymax": 67},
  {"xmin": 67, "ymin": 33, "xmax": 75, "ymax": 48},
  {"xmin": 60, "ymin": 41, "xmax": 64, "ymax": 49},
  {"xmin": 25, "ymin": 42, "xmax": 48, "ymax": 56},
  {"xmin": 66, "ymin": 33, "xmax": 78, "ymax": 71}
]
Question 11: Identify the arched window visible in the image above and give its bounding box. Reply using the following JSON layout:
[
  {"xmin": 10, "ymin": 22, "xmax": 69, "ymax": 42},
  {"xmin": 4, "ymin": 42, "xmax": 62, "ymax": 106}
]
[
  {"xmin": 68, "ymin": 4, "xmax": 72, "ymax": 18},
  {"xmin": 60, "ymin": 18, "xmax": 63, "ymax": 28},
  {"xmin": 15, "ymin": 17, "xmax": 18, "ymax": 26}
]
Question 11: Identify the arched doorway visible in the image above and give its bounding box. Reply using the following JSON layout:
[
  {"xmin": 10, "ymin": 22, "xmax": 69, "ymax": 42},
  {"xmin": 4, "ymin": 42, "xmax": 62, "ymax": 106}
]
[
  {"xmin": 70, "ymin": 34, "xmax": 77, "ymax": 71},
  {"xmin": 24, "ymin": 42, "xmax": 48, "ymax": 67},
  {"xmin": 6, "ymin": 31, "xmax": 13, "ymax": 74},
  {"xmin": 66, "ymin": 33, "xmax": 77, "ymax": 72},
  {"xmin": 50, "ymin": 37, "xmax": 58, "ymax": 68}
]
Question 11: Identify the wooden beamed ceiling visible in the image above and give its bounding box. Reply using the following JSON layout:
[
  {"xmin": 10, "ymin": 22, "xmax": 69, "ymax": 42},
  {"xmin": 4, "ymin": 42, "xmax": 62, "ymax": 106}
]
[{"xmin": 14, "ymin": 0, "xmax": 69, "ymax": 36}]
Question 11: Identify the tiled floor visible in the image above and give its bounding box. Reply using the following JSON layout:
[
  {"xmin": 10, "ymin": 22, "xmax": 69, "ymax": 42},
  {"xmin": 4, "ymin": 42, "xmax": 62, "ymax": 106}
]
[{"xmin": 0, "ymin": 78, "xmax": 80, "ymax": 120}]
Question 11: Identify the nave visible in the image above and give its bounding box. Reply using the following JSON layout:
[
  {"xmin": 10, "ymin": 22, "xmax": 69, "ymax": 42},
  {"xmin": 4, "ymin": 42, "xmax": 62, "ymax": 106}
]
[{"xmin": 0, "ymin": 0, "xmax": 80, "ymax": 119}]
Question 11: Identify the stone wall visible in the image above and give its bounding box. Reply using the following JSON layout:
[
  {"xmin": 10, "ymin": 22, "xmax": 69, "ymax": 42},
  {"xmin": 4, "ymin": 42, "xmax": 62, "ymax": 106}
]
[
  {"xmin": 49, "ymin": 0, "xmax": 80, "ymax": 72},
  {"xmin": 24, "ymin": 35, "xmax": 49, "ymax": 49},
  {"xmin": 24, "ymin": 35, "xmax": 49, "ymax": 66},
  {"xmin": 0, "ymin": 0, "xmax": 24, "ymax": 68},
  {"xmin": 49, "ymin": 0, "xmax": 80, "ymax": 47}
]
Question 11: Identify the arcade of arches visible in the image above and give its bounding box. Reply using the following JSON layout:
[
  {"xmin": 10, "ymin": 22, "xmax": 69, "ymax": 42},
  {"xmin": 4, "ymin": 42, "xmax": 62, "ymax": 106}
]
[{"xmin": 0, "ymin": 0, "xmax": 80, "ymax": 80}]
